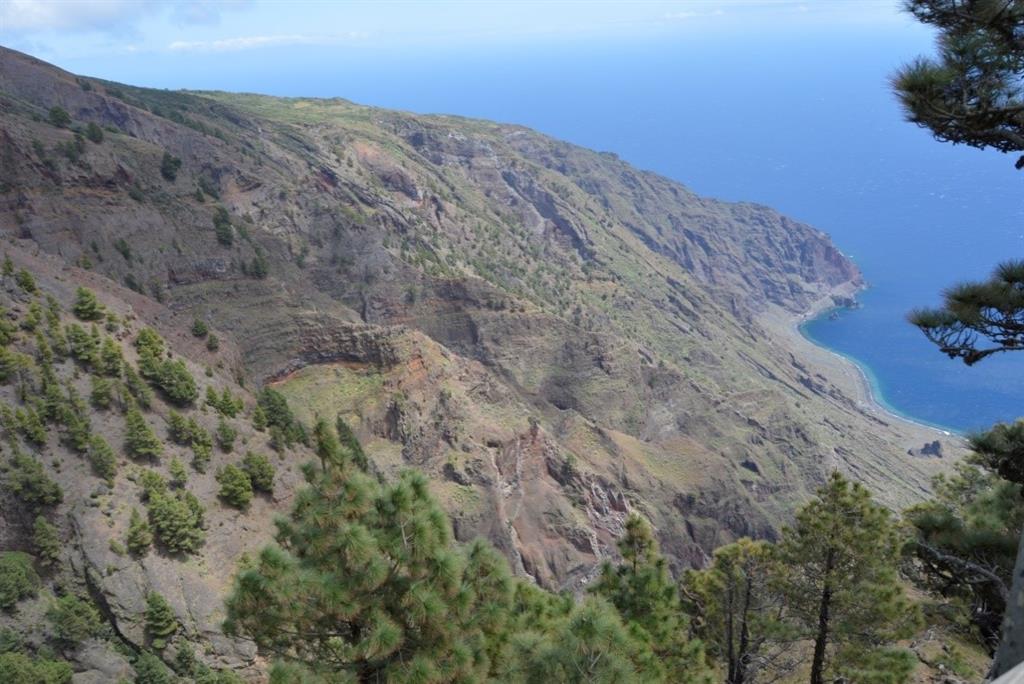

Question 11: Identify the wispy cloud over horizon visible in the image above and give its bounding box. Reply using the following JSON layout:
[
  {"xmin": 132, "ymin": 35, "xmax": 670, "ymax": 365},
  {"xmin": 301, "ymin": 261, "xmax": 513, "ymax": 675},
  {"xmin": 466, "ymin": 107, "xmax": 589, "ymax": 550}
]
[{"xmin": 167, "ymin": 32, "xmax": 365, "ymax": 53}]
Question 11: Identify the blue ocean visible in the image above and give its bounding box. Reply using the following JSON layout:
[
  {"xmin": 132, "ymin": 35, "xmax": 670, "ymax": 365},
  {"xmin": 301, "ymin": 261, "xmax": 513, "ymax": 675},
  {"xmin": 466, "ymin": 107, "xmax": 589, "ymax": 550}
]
[{"xmin": 106, "ymin": 22, "xmax": 1024, "ymax": 434}]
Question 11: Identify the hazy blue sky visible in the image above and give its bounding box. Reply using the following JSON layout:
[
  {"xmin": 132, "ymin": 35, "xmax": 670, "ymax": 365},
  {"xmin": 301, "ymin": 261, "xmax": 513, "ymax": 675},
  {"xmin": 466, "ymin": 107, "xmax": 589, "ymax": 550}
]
[{"xmin": 3, "ymin": 1, "xmax": 924, "ymax": 90}]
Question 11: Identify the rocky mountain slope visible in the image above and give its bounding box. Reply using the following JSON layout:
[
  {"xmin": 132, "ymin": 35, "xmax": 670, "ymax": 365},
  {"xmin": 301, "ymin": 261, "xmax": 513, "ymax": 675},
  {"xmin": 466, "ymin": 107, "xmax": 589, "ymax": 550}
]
[
  {"xmin": 0, "ymin": 246, "xmax": 313, "ymax": 680},
  {"xmin": 0, "ymin": 44, "xmax": 955, "ymax": 600}
]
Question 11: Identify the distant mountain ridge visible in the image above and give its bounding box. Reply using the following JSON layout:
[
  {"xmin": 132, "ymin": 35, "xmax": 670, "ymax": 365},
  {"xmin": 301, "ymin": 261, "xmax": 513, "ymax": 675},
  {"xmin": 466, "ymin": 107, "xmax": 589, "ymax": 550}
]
[{"xmin": 0, "ymin": 45, "xmax": 950, "ymax": 594}]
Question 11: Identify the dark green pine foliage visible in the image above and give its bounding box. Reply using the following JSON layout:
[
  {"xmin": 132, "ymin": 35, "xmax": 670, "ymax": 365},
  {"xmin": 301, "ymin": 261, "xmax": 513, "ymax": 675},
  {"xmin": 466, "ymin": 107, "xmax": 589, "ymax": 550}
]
[
  {"xmin": 47, "ymin": 593, "xmax": 102, "ymax": 646},
  {"xmin": 241, "ymin": 451, "xmax": 275, "ymax": 493},
  {"xmin": 216, "ymin": 464, "xmax": 252, "ymax": 509},
  {"xmin": 14, "ymin": 269, "xmax": 37, "ymax": 295},
  {"xmin": 87, "ymin": 434, "xmax": 117, "ymax": 484},
  {"xmin": 225, "ymin": 456, "xmax": 517, "ymax": 682},
  {"xmin": 85, "ymin": 122, "xmax": 103, "ymax": 144},
  {"xmin": 591, "ymin": 513, "xmax": 712, "ymax": 683},
  {"xmin": 66, "ymin": 323, "xmax": 98, "ymax": 366},
  {"xmin": 90, "ymin": 375, "xmax": 113, "ymax": 409},
  {"xmin": 158, "ymin": 360, "xmax": 197, "ymax": 406},
  {"xmin": 32, "ymin": 516, "xmax": 61, "ymax": 568},
  {"xmin": 134, "ymin": 651, "xmax": 173, "ymax": 684},
  {"xmin": 773, "ymin": 473, "xmax": 919, "ymax": 684},
  {"xmin": 124, "ymin": 407, "xmax": 163, "ymax": 462},
  {"xmin": 4, "ymin": 451, "xmax": 63, "ymax": 507},
  {"xmin": 212, "ymin": 207, "xmax": 233, "ymax": 246},
  {"xmin": 509, "ymin": 596, "xmax": 664, "ymax": 683},
  {"xmin": 135, "ymin": 328, "xmax": 197, "ymax": 406},
  {"xmin": 0, "ymin": 551, "xmax": 39, "ymax": 610},
  {"xmin": 257, "ymin": 387, "xmax": 305, "ymax": 448},
  {"xmin": 0, "ymin": 307, "xmax": 17, "ymax": 346},
  {"xmin": 906, "ymin": 461, "xmax": 1023, "ymax": 652},
  {"xmin": 336, "ymin": 416, "xmax": 368, "ymax": 471},
  {"xmin": 168, "ymin": 458, "xmax": 188, "ymax": 489},
  {"xmin": 145, "ymin": 592, "xmax": 177, "ymax": 649},
  {"xmin": 893, "ymin": 13, "xmax": 1024, "ymax": 667},
  {"xmin": 0, "ymin": 651, "xmax": 72, "ymax": 683},
  {"xmin": 682, "ymin": 538, "xmax": 785, "ymax": 684},
  {"xmin": 251, "ymin": 405, "xmax": 267, "ymax": 431},
  {"xmin": 71, "ymin": 287, "xmax": 103, "ymax": 321},
  {"xmin": 160, "ymin": 151, "xmax": 182, "ymax": 182},
  {"xmin": 126, "ymin": 507, "xmax": 153, "ymax": 556},
  {"xmin": 123, "ymin": 365, "xmax": 154, "ymax": 409},
  {"xmin": 215, "ymin": 416, "xmax": 236, "ymax": 452},
  {"xmin": 147, "ymin": 490, "xmax": 204, "ymax": 554},
  {"xmin": 191, "ymin": 318, "xmax": 208, "ymax": 338}
]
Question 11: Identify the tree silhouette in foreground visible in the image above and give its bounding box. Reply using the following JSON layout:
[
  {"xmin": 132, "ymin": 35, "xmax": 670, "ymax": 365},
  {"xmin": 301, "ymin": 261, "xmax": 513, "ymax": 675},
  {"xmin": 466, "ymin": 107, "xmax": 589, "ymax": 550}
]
[{"xmin": 894, "ymin": 0, "xmax": 1024, "ymax": 675}]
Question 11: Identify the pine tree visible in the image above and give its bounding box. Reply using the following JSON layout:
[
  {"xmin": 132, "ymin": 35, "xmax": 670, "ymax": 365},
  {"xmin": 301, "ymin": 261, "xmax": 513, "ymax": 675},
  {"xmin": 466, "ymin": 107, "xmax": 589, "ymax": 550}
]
[
  {"xmin": 191, "ymin": 318, "xmax": 208, "ymax": 338},
  {"xmin": 0, "ymin": 551, "xmax": 39, "ymax": 609},
  {"xmin": 156, "ymin": 359, "xmax": 197, "ymax": 406},
  {"xmin": 191, "ymin": 442, "xmax": 212, "ymax": 474},
  {"xmin": 15, "ymin": 269, "xmax": 37, "ymax": 294},
  {"xmin": 124, "ymin": 365, "xmax": 154, "ymax": 409},
  {"xmin": 47, "ymin": 593, "xmax": 102, "ymax": 646},
  {"xmin": 138, "ymin": 469, "xmax": 167, "ymax": 502},
  {"xmin": 72, "ymin": 287, "xmax": 103, "ymax": 321},
  {"xmin": 905, "ymin": 462, "xmax": 1021, "ymax": 652},
  {"xmin": 241, "ymin": 451, "xmax": 274, "ymax": 493},
  {"xmin": 168, "ymin": 458, "xmax": 188, "ymax": 489},
  {"xmin": 160, "ymin": 151, "xmax": 182, "ymax": 182},
  {"xmin": 336, "ymin": 416, "xmax": 368, "ymax": 471},
  {"xmin": 0, "ymin": 652, "xmax": 72, "ymax": 683},
  {"xmin": 225, "ymin": 464, "xmax": 517, "ymax": 682},
  {"xmin": 126, "ymin": 507, "xmax": 153, "ymax": 556},
  {"xmin": 213, "ymin": 207, "xmax": 233, "ymax": 246},
  {"xmin": 215, "ymin": 416, "xmax": 236, "ymax": 452},
  {"xmin": 892, "ymin": 9, "xmax": 1024, "ymax": 673},
  {"xmin": 147, "ymin": 491, "xmax": 204, "ymax": 554},
  {"xmin": 773, "ymin": 473, "xmax": 920, "ymax": 684},
  {"xmin": 511, "ymin": 597, "xmax": 664, "ymax": 683},
  {"xmin": 591, "ymin": 513, "xmax": 712, "ymax": 683},
  {"xmin": 312, "ymin": 417, "xmax": 342, "ymax": 471},
  {"xmin": 90, "ymin": 375, "xmax": 113, "ymax": 409},
  {"xmin": 682, "ymin": 538, "xmax": 787, "ymax": 684},
  {"xmin": 135, "ymin": 328, "xmax": 166, "ymax": 380},
  {"xmin": 4, "ymin": 451, "xmax": 63, "ymax": 507},
  {"xmin": 134, "ymin": 651, "xmax": 172, "ymax": 684},
  {"xmin": 87, "ymin": 434, "xmax": 117, "ymax": 484},
  {"xmin": 98, "ymin": 337, "xmax": 123, "ymax": 376},
  {"xmin": 124, "ymin": 407, "xmax": 163, "ymax": 462},
  {"xmin": 252, "ymin": 405, "xmax": 267, "ymax": 431},
  {"xmin": 204, "ymin": 385, "xmax": 219, "ymax": 411},
  {"xmin": 216, "ymin": 464, "xmax": 252, "ymax": 509},
  {"xmin": 145, "ymin": 592, "xmax": 177, "ymax": 649},
  {"xmin": 32, "ymin": 516, "xmax": 61, "ymax": 568}
]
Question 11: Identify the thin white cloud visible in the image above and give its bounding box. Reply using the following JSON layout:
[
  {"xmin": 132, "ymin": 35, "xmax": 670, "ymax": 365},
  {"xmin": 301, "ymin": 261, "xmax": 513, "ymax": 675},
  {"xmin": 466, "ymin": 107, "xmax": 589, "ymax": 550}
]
[
  {"xmin": 167, "ymin": 33, "xmax": 364, "ymax": 53},
  {"xmin": 0, "ymin": 0, "xmax": 154, "ymax": 32},
  {"xmin": 0, "ymin": 0, "xmax": 251, "ymax": 34},
  {"xmin": 664, "ymin": 8, "xmax": 726, "ymax": 21}
]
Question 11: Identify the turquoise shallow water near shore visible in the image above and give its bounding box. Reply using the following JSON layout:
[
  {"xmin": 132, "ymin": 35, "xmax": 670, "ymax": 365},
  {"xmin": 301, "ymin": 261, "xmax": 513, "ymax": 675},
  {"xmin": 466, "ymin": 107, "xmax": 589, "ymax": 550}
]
[{"xmin": 798, "ymin": 305, "xmax": 962, "ymax": 435}]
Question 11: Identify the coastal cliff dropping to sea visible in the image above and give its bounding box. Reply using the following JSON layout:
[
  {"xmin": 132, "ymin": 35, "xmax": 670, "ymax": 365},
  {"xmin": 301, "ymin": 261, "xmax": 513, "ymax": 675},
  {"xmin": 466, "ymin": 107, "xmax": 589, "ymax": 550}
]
[{"xmin": 0, "ymin": 46, "xmax": 959, "ymax": 675}]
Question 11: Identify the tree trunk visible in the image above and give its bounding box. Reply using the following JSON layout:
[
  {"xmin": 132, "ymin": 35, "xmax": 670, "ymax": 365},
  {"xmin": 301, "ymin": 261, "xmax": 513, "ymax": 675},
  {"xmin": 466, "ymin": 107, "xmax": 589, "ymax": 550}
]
[
  {"xmin": 992, "ymin": 527, "xmax": 1024, "ymax": 677},
  {"xmin": 734, "ymin": 574, "xmax": 753, "ymax": 684},
  {"xmin": 809, "ymin": 549, "xmax": 834, "ymax": 684},
  {"xmin": 726, "ymin": 582, "xmax": 738, "ymax": 684}
]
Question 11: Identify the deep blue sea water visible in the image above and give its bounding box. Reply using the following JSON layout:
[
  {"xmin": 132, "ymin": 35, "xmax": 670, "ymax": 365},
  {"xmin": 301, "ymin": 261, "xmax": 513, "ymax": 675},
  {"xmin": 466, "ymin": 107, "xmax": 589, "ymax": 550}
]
[{"xmin": 90, "ymin": 23, "xmax": 1024, "ymax": 433}]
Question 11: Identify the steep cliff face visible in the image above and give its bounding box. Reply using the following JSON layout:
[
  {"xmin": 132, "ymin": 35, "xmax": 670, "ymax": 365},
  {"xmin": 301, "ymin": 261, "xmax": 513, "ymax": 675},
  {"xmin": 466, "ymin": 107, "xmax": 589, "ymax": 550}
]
[{"xmin": 0, "ymin": 45, "xmax": 951, "ymax": 599}]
